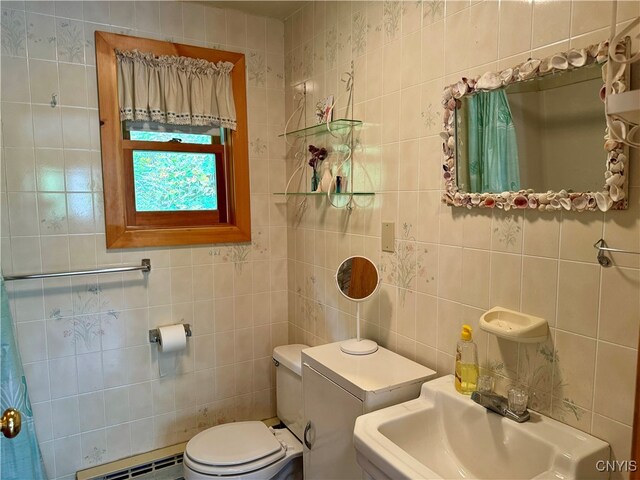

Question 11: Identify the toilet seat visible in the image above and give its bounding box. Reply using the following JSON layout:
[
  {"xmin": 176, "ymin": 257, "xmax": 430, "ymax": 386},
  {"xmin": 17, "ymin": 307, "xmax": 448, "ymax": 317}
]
[{"xmin": 184, "ymin": 421, "xmax": 287, "ymax": 476}]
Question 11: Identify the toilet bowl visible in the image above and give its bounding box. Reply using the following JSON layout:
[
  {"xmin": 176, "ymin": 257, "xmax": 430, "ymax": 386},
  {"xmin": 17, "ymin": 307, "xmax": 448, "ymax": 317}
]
[{"xmin": 184, "ymin": 344, "xmax": 308, "ymax": 480}]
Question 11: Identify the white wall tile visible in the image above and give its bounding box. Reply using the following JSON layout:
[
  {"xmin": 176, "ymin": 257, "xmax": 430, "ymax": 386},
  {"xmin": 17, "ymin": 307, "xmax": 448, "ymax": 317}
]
[
  {"xmin": 1, "ymin": 56, "xmax": 30, "ymax": 101},
  {"xmin": 134, "ymin": 1, "xmax": 159, "ymax": 33},
  {"xmin": 594, "ymin": 342, "xmax": 637, "ymax": 425},
  {"xmin": 2, "ymin": 102, "xmax": 34, "ymax": 147},
  {"xmin": 82, "ymin": 2, "xmax": 109, "ymax": 25},
  {"xmin": 51, "ymin": 396, "xmax": 80, "ymax": 438},
  {"xmin": 109, "ymin": 1, "xmax": 133, "ymax": 29},
  {"xmin": 8, "ymin": 192, "xmax": 39, "ymax": 235},
  {"xmin": 49, "ymin": 355, "xmax": 78, "ymax": 398}
]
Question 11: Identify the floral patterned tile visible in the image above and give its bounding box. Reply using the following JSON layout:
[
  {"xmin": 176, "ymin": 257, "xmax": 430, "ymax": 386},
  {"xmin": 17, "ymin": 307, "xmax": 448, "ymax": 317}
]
[
  {"xmin": 325, "ymin": 25, "xmax": 337, "ymax": 69},
  {"xmin": 56, "ymin": 18, "xmax": 85, "ymax": 64},
  {"xmin": 1, "ymin": 8, "xmax": 27, "ymax": 56},
  {"xmin": 516, "ymin": 336, "xmax": 558, "ymax": 395},
  {"xmin": 383, "ymin": 1, "xmax": 402, "ymax": 42},
  {"xmin": 352, "ymin": 10, "xmax": 368, "ymax": 57},
  {"xmin": 423, "ymin": 0, "xmax": 445, "ymax": 25},
  {"xmin": 491, "ymin": 210, "xmax": 524, "ymax": 253},
  {"xmin": 551, "ymin": 397, "xmax": 591, "ymax": 433},
  {"xmin": 247, "ymin": 50, "xmax": 266, "ymax": 87}
]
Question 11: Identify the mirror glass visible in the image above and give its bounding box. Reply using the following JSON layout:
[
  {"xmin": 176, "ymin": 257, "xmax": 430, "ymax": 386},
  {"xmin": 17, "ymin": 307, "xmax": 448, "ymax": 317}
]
[
  {"xmin": 336, "ymin": 256, "xmax": 379, "ymax": 302},
  {"xmin": 455, "ymin": 64, "xmax": 604, "ymax": 193}
]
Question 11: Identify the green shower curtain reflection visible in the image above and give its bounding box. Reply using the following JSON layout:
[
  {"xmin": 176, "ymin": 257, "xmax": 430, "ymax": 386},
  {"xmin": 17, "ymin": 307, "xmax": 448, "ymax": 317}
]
[
  {"xmin": 467, "ymin": 89, "xmax": 521, "ymax": 193},
  {"xmin": 1, "ymin": 277, "xmax": 47, "ymax": 480}
]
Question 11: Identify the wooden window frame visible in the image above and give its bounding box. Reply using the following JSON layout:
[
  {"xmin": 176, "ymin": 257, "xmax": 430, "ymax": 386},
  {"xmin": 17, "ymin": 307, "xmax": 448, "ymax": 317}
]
[
  {"xmin": 123, "ymin": 140, "xmax": 227, "ymax": 227},
  {"xmin": 95, "ymin": 31, "xmax": 251, "ymax": 248}
]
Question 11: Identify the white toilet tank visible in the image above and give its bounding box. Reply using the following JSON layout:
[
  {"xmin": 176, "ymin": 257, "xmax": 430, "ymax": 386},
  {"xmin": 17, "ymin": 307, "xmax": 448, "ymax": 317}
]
[{"xmin": 273, "ymin": 344, "xmax": 307, "ymax": 442}]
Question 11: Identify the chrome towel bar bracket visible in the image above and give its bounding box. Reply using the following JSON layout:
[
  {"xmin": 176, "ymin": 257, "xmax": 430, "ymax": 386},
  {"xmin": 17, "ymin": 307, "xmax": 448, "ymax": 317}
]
[{"xmin": 594, "ymin": 238, "xmax": 640, "ymax": 267}]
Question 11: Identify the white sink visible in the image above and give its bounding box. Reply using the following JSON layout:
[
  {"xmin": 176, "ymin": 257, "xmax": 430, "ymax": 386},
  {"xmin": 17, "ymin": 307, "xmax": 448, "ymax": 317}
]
[{"xmin": 354, "ymin": 375, "xmax": 610, "ymax": 480}]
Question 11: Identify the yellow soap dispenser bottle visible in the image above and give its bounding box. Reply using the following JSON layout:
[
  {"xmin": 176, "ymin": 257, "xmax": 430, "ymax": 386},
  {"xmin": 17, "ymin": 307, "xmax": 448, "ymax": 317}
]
[{"xmin": 455, "ymin": 324, "xmax": 479, "ymax": 394}]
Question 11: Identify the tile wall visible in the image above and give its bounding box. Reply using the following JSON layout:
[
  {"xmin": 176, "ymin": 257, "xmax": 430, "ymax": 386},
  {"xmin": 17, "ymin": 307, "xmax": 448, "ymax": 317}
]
[
  {"xmin": 283, "ymin": 0, "xmax": 640, "ymax": 472},
  {"xmin": 0, "ymin": 2, "xmax": 286, "ymax": 479}
]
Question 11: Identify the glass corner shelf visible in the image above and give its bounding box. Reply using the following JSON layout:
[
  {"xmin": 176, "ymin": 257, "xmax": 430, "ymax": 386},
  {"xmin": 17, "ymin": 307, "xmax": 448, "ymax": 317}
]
[
  {"xmin": 273, "ymin": 192, "xmax": 374, "ymax": 196},
  {"xmin": 278, "ymin": 119, "xmax": 362, "ymax": 138}
]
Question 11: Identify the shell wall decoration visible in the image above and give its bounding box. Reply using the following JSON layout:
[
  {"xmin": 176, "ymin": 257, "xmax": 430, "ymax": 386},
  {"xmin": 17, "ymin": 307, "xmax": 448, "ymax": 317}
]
[{"xmin": 442, "ymin": 39, "xmax": 630, "ymax": 213}]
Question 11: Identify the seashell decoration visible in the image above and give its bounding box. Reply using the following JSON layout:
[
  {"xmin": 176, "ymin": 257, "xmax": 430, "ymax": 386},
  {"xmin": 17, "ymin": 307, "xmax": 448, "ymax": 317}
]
[
  {"xmin": 609, "ymin": 119, "xmax": 627, "ymax": 140},
  {"xmin": 602, "ymin": 60, "xmax": 625, "ymax": 83},
  {"xmin": 610, "ymin": 184, "xmax": 625, "ymax": 202},
  {"xmin": 500, "ymin": 68, "xmax": 514, "ymax": 85},
  {"xmin": 518, "ymin": 59, "xmax": 541, "ymax": 80},
  {"xmin": 598, "ymin": 82, "xmax": 625, "ymax": 102},
  {"xmin": 440, "ymin": 39, "xmax": 627, "ymax": 213},
  {"xmin": 596, "ymin": 191, "xmax": 613, "ymax": 212},
  {"xmin": 476, "ymin": 72, "xmax": 502, "ymax": 90},
  {"xmin": 610, "ymin": 154, "xmax": 626, "ymax": 172},
  {"xmin": 567, "ymin": 49, "xmax": 587, "ymax": 67},
  {"xmin": 513, "ymin": 195, "xmax": 528, "ymax": 208},
  {"xmin": 550, "ymin": 53, "xmax": 569, "ymax": 70},
  {"xmin": 452, "ymin": 80, "xmax": 469, "ymax": 99},
  {"xmin": 539, "ymin": 57, "xmax": 553, "ymax": 74},
  {"xmin": 604, "ymin": 139, "xmax": 620, "ymax": 151},
  {"xmin": 571, "ymin": 196, "xmax": 587, "ymax": 211},
  {"xmin": 605, "ymin": 173, "xmax": 624, "ymax": 187},
  {"xmin": 596, "ymin": 41, "xmax": 609, "ymax": 63}
]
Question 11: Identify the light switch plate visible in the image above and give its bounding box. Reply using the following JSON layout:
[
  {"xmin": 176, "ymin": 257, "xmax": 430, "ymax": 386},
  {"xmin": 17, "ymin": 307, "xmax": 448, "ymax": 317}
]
[{"xmin": 382, "ymin": 222, "xmax": 394, "ymax": 252}]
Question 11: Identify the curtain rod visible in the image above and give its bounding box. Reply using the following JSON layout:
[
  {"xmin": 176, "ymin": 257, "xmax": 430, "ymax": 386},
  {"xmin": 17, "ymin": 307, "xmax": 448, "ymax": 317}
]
[{"xmin": 3, "ymin": 259, "xmax": 151, "ymax": 281}]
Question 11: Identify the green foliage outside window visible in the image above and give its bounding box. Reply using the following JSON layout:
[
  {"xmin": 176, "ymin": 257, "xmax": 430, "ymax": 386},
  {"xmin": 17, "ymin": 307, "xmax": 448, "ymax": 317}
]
[
  {"xmin": 129, "ymin": 130, "xmax": 212, "ymax": 144},
  {"xmin": 133, "ymin": 151, "xmax": 217, "ymax": 211}
]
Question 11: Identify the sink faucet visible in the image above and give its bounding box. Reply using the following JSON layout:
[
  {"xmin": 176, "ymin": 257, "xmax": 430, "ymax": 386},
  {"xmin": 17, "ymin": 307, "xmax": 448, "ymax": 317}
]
[{"xmin": 471, "ymin": 391, "xmax": 530, "ymax": 423}]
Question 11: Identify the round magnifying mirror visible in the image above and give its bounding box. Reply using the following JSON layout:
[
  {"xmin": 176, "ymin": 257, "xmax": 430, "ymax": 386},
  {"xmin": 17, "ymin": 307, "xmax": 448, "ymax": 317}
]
[
  {"xmin": 335, "ymin": 256, "xmax": 380, "ymax": 355},
  {"xmin": 336, "ymin": 256, "xmax": 380, "ymax": 301}
]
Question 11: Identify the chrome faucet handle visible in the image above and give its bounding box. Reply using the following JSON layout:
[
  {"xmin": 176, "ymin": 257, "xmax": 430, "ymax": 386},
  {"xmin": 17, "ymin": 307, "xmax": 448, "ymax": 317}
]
[
  {"xmin": 471, "ymin": 391, "xmax": 530, "ymax": 423},
  {"xmin": 508, "ymin": 386, "xmax": 529, "ymax": 415}
]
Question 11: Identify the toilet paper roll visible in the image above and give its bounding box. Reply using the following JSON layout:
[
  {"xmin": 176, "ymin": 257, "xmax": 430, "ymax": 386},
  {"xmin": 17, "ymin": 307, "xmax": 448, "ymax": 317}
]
[{"xmin": 158, "ymin": 324, "xmax": 187, "ymax": 353}]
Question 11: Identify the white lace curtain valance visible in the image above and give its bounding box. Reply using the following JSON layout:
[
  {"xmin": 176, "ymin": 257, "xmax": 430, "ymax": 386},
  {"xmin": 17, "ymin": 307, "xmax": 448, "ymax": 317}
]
[{"xmin": 116, "ymin": 49, "xmax": 237, "ymax": 130}]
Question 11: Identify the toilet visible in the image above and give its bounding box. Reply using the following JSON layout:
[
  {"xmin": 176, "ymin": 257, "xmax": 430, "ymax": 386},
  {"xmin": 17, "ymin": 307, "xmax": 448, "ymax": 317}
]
[{"xmin": 183, "ymin": 344, "xmax": 307, "ymax": 480}]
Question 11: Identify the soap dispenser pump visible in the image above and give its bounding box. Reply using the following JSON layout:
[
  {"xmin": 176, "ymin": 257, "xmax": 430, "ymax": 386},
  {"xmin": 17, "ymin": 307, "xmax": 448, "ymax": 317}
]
[{"xmin": 455, "ymin": 324, "xmax": 479, "ymax": 395}]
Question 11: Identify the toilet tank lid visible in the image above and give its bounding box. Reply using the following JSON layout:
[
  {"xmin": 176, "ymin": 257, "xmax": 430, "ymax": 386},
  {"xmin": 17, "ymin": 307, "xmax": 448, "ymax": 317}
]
[{"xmin": 273, "ymin": 344, "xmax": 308, "ymax": 376}]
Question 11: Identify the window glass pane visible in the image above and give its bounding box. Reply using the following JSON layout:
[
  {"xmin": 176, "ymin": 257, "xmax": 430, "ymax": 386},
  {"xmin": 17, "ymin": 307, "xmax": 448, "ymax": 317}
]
[
  {"xmin": 133, "ymin": 151, "xmax": 217, "ymax": 211},
  {"xmin": 129, "ymin": 131, "xmax": 212, "ymax": 144},
  {"xmin": 123, "ymin": 121, "xmax": 222, "ymax": 144}
]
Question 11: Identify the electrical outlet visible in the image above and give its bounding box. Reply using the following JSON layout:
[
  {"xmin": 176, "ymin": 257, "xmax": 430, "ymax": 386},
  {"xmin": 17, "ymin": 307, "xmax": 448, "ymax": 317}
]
[{"xmin": 381, "ymin": 222, "xmax": 394, "ymax": 252}]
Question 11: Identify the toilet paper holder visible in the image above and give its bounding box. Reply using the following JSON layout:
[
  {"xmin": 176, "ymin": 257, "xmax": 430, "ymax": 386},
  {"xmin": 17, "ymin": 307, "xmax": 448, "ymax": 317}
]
[{"xmin": 149, "ymin": 324, "xmax": 192, "ymax": 344}]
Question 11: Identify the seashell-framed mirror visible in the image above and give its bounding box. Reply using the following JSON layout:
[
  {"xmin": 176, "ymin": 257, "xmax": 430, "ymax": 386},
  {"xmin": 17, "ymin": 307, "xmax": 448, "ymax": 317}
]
[{"xmin": 441, "ymin": 38, "xmax": 631, "ymax": 212}]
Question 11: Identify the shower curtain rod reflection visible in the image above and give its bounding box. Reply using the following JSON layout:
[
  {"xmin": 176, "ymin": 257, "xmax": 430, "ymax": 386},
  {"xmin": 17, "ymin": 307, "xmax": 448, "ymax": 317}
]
[{"xmin": 3, "ymin": 259, "xmax": 151, "ymax": 281}]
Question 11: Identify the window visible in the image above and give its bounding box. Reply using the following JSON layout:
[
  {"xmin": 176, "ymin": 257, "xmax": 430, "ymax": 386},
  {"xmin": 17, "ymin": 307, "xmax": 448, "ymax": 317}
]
[{"xmin": 95, "ymin": 32, "xmax": 251, "ymax": 248}]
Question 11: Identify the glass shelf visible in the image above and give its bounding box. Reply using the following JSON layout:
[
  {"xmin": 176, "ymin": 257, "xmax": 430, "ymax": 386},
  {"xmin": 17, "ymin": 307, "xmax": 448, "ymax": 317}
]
[
  {"xmin": 278, "ymin": 119, "xmax": 362, "ymax": 138},
  {"xmin": 273, "ymin": 192, "xmax": 374, "ymax": 196}
]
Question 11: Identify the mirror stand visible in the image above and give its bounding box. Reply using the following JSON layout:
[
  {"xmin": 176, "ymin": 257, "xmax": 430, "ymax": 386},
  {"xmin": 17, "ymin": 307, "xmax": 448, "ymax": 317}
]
[{"xmin": 340, "ymin": 303, "xmax": 378, "ymax": 355}]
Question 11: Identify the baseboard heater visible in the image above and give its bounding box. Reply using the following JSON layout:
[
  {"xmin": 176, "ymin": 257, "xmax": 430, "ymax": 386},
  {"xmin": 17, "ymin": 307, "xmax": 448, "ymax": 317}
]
[{"xmin": 76, "ymin": 442, "xmax": 186, "ymax": 480}]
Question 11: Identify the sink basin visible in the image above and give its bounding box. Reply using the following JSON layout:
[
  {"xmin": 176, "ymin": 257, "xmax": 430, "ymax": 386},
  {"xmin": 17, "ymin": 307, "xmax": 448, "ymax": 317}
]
[{"xmin": 354, "ymin": 375, "xmax": 610, "ymax": 480}]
